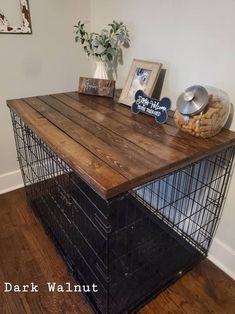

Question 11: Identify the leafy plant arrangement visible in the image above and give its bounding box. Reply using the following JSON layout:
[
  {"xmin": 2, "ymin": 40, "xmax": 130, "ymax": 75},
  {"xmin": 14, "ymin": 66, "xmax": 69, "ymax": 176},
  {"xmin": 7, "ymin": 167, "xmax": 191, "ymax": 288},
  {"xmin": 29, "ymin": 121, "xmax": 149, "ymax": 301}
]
[{"xmin": 74, "ymin": 20, "xmax": 130, "ymax": 62}]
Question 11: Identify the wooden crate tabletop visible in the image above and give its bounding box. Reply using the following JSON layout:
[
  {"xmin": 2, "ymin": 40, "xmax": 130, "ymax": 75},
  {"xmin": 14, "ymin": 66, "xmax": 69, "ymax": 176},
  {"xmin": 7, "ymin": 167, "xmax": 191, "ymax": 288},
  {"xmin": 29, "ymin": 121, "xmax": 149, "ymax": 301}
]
[{"xmin": 7, "ymin": 92, "xmax": 235, "ymax": 200}]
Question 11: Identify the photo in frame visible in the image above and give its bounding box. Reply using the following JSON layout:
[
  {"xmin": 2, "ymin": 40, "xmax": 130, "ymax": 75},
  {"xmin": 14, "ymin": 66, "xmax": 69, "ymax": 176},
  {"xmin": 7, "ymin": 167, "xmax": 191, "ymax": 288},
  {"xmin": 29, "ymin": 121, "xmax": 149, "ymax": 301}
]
[
  {"xmin": 119, "ymin": 59, "xmax": 162, "ymax": 107},
  {"xmin": 0, "ymin": 0, "xmax": 32, "ymax": 34}
]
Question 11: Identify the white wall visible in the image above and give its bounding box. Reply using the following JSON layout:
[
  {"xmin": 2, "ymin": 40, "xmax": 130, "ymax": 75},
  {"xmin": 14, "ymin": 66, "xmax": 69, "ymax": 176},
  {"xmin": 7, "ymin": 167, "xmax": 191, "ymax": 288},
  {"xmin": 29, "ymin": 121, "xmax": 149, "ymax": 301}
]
[
  {"xmin": 91, "ymin": 0, "xmax": 235, "ymax": 278},
  {"xmin": 0, "ymin": 0, "xmax": 91, "ymax": 193}
]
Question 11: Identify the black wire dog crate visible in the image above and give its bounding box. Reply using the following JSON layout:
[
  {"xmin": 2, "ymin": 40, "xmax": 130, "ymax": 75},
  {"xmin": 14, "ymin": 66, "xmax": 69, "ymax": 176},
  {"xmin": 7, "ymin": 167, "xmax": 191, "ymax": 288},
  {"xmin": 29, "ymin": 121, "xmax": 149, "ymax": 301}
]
[{"xmin": 11, "ymin": 110, "xmax": 235, "ymax": 314}]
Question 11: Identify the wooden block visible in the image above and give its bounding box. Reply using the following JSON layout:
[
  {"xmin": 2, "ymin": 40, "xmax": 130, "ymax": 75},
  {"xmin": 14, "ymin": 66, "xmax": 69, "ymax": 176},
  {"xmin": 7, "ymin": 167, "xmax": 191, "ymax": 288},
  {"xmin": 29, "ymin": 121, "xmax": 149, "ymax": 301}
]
[{"xmin": 78, "ymin": 77, "xmax": 115, "ymax": 98}]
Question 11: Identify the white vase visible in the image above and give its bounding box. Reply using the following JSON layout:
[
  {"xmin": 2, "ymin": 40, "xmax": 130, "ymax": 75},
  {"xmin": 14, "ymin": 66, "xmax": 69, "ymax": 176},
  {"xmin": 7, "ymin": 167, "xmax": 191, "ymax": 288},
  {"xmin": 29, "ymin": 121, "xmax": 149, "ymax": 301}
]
[{"xmin": 94, "ymin": 61, "xmax": 108, "ymax": 79}]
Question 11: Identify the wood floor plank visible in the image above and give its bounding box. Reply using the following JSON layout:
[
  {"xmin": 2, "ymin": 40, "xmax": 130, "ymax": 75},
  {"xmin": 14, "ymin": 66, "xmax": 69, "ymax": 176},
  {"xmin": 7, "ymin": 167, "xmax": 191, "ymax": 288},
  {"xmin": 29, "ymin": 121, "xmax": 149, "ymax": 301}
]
[{"xmin": 0, "ymin": 189, "xmax": 92, "ymax": 314}]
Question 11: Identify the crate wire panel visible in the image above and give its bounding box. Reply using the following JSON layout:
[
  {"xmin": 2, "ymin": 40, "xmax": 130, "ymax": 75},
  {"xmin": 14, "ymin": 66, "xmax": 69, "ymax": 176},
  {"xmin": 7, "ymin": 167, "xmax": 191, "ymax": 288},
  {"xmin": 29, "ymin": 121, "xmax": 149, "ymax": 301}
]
[
  {"xmin": 132, "ymin": 147, "xmax": 235, "ymax": 254},
  {"xmin": 11, "ymin": 110, "xmax": 235, "ymax": 314}
]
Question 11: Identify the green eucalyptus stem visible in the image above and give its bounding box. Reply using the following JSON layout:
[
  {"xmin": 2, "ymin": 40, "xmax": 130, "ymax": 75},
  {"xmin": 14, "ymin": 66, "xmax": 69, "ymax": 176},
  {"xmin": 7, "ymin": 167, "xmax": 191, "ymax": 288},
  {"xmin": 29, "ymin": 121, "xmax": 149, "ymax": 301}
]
[{"xmin": 74, "ymin": 20, "xmax": 130, "ymax": 62}]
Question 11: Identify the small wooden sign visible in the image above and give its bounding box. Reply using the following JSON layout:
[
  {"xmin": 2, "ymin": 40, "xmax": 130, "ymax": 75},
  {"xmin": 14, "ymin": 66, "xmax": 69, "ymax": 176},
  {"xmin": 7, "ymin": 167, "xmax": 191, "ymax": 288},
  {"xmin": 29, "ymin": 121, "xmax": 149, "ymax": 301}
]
[
  {"xmin": 132, "ymin": 90, "xmax": 171, "ymax": 124},
  {"xmin": 79, "ymin": 77, "xmax": 115, "ymax": 98}
]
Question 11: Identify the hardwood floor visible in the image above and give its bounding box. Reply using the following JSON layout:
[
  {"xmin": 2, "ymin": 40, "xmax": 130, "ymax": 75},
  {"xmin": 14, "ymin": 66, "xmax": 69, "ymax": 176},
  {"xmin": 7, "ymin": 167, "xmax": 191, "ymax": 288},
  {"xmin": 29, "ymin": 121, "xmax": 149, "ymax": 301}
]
[{"xmin": 0, "ymin": 188, "xmax": 234, "ymax": 314}]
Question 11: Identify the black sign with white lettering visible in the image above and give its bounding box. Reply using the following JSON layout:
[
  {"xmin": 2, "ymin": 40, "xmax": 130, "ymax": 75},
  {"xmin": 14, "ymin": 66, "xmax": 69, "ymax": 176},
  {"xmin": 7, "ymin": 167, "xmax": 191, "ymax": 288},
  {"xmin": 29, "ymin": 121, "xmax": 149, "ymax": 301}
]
[{"xmin": 132, "ymin": 90, "xmax": 171, "ymax": 124}]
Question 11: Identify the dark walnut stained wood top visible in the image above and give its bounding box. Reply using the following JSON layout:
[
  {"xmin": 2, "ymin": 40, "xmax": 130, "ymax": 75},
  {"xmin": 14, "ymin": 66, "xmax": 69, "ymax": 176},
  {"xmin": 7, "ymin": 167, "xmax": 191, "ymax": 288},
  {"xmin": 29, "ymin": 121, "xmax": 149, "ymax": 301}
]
[{"xmin": 7, "ymin": 91, "xmax": 235, "ymax": 199}]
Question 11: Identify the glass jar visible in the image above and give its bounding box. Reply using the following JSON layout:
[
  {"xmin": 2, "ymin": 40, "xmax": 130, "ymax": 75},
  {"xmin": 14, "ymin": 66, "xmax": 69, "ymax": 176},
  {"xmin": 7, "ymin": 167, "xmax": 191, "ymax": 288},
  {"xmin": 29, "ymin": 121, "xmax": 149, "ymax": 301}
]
[{"xmin": 174, "ymin": 85, "xmax": 230, "ymax": 138}]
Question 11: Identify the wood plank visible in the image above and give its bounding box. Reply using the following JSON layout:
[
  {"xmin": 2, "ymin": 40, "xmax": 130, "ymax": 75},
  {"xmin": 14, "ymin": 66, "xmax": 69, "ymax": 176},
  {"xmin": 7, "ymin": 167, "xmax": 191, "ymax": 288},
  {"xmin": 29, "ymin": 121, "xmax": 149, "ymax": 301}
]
[
  {"xmin": 65, "ymin": 92, "xmax": 235, "ymax": 157},
  {"xmin": 52, "ymin": 93, "xmax": 189, "ymax": 161},
  {"xmin": 38, "ymin": 95, "xmax": 165, "ymax": 164},
  {"xmin": 7, "ymin": 99, "xmax": 127, "ymax": 199},
  {"xmin": 68, "ymin": 91, "xmax": 235, "ymax": 152},
  {"xmin": 7, "ymin": 91, "xmax": 235, "ymax": 200},
  {"xmin": 0, "ymin": 188, "xmax": 92, "ymax": 314},
  {"xmin": 24, "ymin": 96, "xmax": 159, "ymax": 180},
  {"xmin": 67, "ymin": 92, "xmax": 212, "ymax": 150},
  {"xmin": 53, "ymin": 92, "xmax": 235, "ymax": 165}
]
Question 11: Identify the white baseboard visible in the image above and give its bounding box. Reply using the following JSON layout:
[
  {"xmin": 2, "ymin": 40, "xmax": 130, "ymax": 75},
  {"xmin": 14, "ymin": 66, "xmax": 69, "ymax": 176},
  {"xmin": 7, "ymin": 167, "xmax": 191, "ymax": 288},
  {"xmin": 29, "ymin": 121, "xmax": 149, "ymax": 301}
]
[
  {"xmin": 208, "ymin": 237, "xmax": 235, "ymax": 280},
  {"xmin": 0, "ymin": 169, "xmax": 24, "ymax": 195}
]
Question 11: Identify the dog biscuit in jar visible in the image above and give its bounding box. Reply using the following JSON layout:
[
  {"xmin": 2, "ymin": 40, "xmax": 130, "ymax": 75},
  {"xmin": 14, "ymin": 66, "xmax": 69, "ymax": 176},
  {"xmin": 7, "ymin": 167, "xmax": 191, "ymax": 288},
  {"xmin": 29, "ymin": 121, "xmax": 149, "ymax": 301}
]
[{"xmin": 174, "ymin": 86, "xmax": 230, "ymax": 138}]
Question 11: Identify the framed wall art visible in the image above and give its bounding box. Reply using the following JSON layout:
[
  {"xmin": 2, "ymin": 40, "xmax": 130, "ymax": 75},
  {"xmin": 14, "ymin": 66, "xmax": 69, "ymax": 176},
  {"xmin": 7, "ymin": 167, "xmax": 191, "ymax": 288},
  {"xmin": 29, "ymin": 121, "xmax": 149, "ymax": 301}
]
[
  {"xmin": 119, "ymin": 59, "xmax": 162, "ymax": 107},
  {"xmin": 0, "ymin": 0, "xmax": 32, "ymax": 34}
]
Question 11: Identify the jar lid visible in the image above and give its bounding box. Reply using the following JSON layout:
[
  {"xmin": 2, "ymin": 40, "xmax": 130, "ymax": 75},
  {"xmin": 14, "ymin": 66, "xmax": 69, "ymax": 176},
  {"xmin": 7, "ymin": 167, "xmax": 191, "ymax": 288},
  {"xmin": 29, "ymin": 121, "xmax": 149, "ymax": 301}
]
[{"xmin": 176, "ymin": 85, "xmax": 209, "ymax": 115}]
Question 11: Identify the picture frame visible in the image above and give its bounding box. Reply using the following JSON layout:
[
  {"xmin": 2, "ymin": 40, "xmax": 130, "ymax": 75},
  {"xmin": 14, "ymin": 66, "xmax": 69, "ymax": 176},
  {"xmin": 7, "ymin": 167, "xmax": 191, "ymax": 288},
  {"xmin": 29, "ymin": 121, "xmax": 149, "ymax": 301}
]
[
  {"xmin": 119, "ymin": 59, "xmax": 162, "ymax": 107},
  {"xmin": 0, "ymin": 0, "xmax": 32, "ymax": 34}
]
